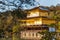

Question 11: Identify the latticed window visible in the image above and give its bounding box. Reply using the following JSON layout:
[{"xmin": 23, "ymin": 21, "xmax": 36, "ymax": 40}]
[
  {"xmin": 36, "ymin": 33, "xmax": 38, "ymax": 37},
  {"xmin": 24, "ymin": 33, "xmax": 26, "ymax": 37},
  {"xmin": 32, "ymin": 33, "xmax": 34, "ymax": 37}
]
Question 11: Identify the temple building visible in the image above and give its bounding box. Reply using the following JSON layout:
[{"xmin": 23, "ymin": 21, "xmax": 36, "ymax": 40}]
[{"xmin": 19, "ymin": 6, "xmax": 56, "ymax": 40}]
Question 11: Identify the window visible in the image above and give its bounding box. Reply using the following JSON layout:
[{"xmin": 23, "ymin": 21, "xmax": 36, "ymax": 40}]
[
  {"xmin": 34, "ymin": 19, "xmax": 42, "ymax": 25},
  {"xmin": 27, "ymin": 12, "xmax": 39, "ymax": 17},
  {"xmin": 36, "ymin": 33, "xmax": 38, "ymax": 37},
  {"xmin": 32, "ymin": 33, "xmax": 34, "ymax": 37},
  {"xmin": 24, "ymin": 33, "xmax": 26, "ymax": 37},
  {"xmin": 29, "ymin": 33, "xmax": 31, "ymax": 36},
  {"xmin": 59, "ymin": 33, "xmax": 60, "ymax": 36}
]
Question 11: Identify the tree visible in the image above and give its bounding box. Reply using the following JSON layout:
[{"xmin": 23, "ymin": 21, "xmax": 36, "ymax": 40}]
[{"xmin": 38, "ymin": 31, "xmax": 56, "ymax": 40}]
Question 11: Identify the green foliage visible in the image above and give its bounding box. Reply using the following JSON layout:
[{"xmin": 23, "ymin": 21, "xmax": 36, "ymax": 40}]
[
  {"xmin": 38, "ymin": 30, "xmax": 56, "ymax": 40},
  {"xmin": 48, "ymin": 24, "xmax": 56, "ymax": 27},
  {"xmin": 0, "ymin": 9, "xmax": 26, "ymax": 38},
  {"xmin": 11, "ymin": 9, "xmax": 27, "ymax": 19}
]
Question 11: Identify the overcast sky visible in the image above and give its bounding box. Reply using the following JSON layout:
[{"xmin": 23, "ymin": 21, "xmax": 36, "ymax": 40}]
[
  {"xmin": 20, "ymin": 0, "xmax": 60, "ymax": 10},
  {"xmin": 38, "ymin": 0, "xmax": 60, "ymax": 6},
  {"xmin": 0, "ymin": 0, "xmax": 60, "ymax": 12}
]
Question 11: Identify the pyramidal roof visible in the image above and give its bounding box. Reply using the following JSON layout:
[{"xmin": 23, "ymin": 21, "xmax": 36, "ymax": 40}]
[
  {"xmin": 39, "ymin": 6, "xmax": 49, "ymax": 11},
  {"xmin": 24, "ymin": 6, "xmax": 49, "ymax": 11}
]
